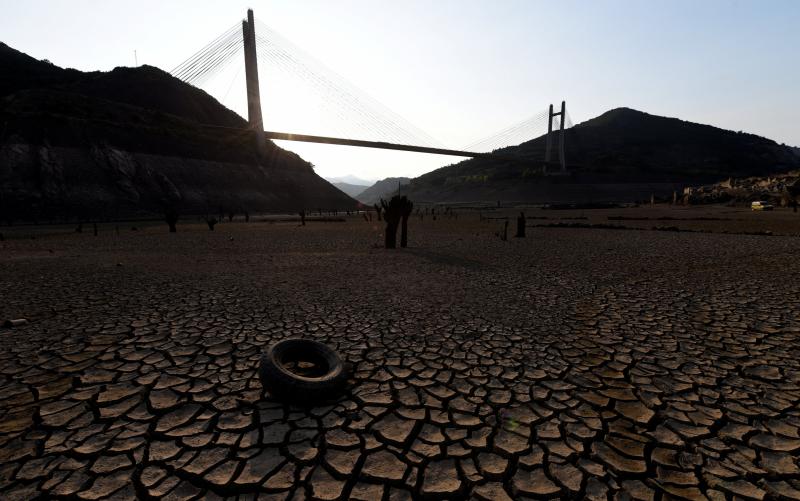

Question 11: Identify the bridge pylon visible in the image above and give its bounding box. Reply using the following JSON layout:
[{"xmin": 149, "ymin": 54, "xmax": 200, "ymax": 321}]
[
  {"xmin": 544, "ymin": 101, "xmax": 567, "ymax": 174},
  {"xmin": 242, "ymin": 9, "xmax": 267, "ymax": 158}
]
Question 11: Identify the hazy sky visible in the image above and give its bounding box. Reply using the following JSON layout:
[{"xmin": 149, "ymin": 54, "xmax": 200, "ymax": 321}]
[{"xmin": 2, "ymin": 1, "xmax": 798, "ymax": 182}]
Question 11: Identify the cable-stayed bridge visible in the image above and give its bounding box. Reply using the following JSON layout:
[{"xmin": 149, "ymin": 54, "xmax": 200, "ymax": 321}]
[{"xmin": 171, "ymin": 9, "xmax": 571, "ymax": 172}]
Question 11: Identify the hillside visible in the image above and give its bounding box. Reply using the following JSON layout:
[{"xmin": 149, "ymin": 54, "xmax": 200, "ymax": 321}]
[
  {"xmin": 0, "ymin": 43, "xmax": 83, "ymax": 97},
  {"xmin": 0, "ymin": 42, "xmax": 355, "ymax": 220},
  {"xmin": 356, "ymin": 177, "xmax": 411, "ymax": 205},
  {"xmin": 686, "ymin": 170, "xmax": 800, "ymax": 205},
  {"xmin": 404, "ymin": 108, "xmax": 800, "ymax": 204}
]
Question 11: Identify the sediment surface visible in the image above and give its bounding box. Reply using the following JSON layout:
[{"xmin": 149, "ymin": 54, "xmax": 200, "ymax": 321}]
[{"xmin": 1, "ymin": 206, "xmax": 799, "ymax": 500}]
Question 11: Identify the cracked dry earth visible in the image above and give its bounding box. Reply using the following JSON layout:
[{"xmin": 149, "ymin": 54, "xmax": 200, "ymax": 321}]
[{"xmin": 1, "ymin": 216, "xmax": 799, "ymax": 500}]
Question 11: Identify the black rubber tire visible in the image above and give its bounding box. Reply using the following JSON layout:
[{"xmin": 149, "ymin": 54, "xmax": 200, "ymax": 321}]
[{"xmin": 259, "ymin": 338, "xmax": 347, "ymax": 404}]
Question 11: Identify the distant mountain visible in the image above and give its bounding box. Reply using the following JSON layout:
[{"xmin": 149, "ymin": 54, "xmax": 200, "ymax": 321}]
[
  {"xmin": 330, "ymin": 182, "xmax": 368, "ymax": 198},
  {"xmin": 324, "ymin": 175, "xmax": 374, "ymax": 186},
  {"xmin": 403, "ymin": 108, "xmax": 800, "ymax": 204},
  {"xmin": 0, "ymin": 42, "xmax": 355, "ymax": 220},
  {"xmin": 356, "ymin": 177, "xmax": 411, "ymax": 205},
  {"xmin": 323, "ymin": 175, "xmax": 371, "ymax": 197}
]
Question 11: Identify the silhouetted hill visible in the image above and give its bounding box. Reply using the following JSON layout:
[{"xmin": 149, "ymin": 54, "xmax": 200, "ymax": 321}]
[
  {"xmin": 405, "ymin": 108, "xmax": 800, "ymax": 203},
  {"xmin": 64, "ymin": 66, "xmax": 246, "ymax": 128},
  {"xmin": 0, "ymin": 42, "xmax": 242, "ymax": 128},
  {"xmin": 0, "ymin": 42, "xmax": 83, "ymax": 97},
  {"xmin": 0, "ymin": 42, "xmax": 355, "ymax": 220},
  {"xmin": 356, "ymin": 177, "xmax": 411, "ymax": 205}
]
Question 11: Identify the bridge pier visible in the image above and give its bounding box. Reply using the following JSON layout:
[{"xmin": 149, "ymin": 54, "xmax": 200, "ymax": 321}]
[
  {"xmin": 558, "ymin": 100, "xmax": 566, "ymax": 173},
  {"xmin": 544, "ymin": 103, "xmax": 554, "ymax": 172},
  {"xmin": 544, "ymin": 101, "xmax": 567, "ymax": 174},
  {"xmin": 242, "ymin": 9, "xmax": 267, "ymax": 158}
]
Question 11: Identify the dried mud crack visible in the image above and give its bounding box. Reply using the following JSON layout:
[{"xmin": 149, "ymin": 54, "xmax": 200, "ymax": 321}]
[{"xmin": 1, "ymin": 210, "xmax": 799, "ymax": 500}]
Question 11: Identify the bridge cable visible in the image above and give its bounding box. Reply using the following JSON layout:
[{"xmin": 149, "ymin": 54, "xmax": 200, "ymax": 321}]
[
  {"xmin": 176, "ymin": 31, "xmax": 243, "ymax": 86},
  {"xmin": 255, "ymin": 37, "xmax": 415, "ymax": 145},
  {"xmin": 254, "ymin": 19, "xmax": 443, "ymax": 147},
  {"xmin": 170, "ymin": 18, "xmax": 573, "ymax": 156},
  {"xmin": 464, "ymin": 109, "xmax": 549, "ymax": 152},
  {"xmin": 254, "ymin": 32, "xmax": 423, "ymax": 145},
  {"xmin": 171, "ymin": 23, "xmax": 241, "ymax": 82}
]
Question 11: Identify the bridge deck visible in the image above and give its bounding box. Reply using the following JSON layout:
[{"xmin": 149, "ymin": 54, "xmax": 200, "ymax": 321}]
[
  {"xmin": 263, "ymin": 131, "xmax": 489, "ymax": 158},
  {"xmin": 198, "ymin": 123, "xmax": 563, "ymax": 167}
]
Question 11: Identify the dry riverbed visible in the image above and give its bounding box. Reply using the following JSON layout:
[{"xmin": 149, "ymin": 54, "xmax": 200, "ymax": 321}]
[{"xmin": 1, "ymin": 206, "xmax": 799, "ymax": 500}]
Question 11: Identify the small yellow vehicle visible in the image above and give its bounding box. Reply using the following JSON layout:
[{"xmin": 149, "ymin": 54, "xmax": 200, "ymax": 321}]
[{"xmin": 751, "ymin": 201, "xmax": 774, "ymax": 211}]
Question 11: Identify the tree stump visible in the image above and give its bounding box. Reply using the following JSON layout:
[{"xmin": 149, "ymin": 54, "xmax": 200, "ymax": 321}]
[
  {"xmin": 380, "ymin": 196, "xmax": 411, "ymax": 249},
  {"xmin": 515, "ymin": 212, "xmax": 526, "ymax": 238},
  {"xmin": 164, "ymin": 207, "xmax": 179, "ymax": 233},
  {"xmin": 400, "ymin": 198, "xmax": 414, "ymax": 248}
]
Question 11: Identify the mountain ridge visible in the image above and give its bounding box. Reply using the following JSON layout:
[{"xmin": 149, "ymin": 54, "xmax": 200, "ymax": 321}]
[{"xmin": 0, "ymin": 42, "xmax": 356, "ymax": 220}]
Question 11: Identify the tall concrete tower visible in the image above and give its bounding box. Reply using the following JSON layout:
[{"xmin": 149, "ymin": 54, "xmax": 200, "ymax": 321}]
[
  {"xmin": 544, "ymin": 103, "xmax": 554, "ymax": 165},
  {"xmin": 544, "ymin": 101, "xmax": 567, "ymax": 173},
  {"xmin": 242, "ymin": 9, "xmax": 266, "ymax": 156},
  {"xmin": 558, "ymin": 100, "xmax": 566, "ymax": 173}
]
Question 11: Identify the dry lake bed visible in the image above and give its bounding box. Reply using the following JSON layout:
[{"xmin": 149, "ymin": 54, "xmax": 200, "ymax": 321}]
[{"xmin": 1, "ymin": 205, "xmax": 799, "ymax": 500}]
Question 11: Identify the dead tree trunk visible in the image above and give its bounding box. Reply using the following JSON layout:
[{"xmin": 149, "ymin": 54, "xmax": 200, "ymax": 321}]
[
  {"xmin": 400, "ymin": 198, "xmax": 413, "ymax": 248},
  {"xmin": 515, "ymin": 212, "xmax": 526, "ymax": 238},
  {"xmin": 164, "ymin": 206, "xmax": 179, "ymax": 233},
  {"xmin": 381, "ymin": 197, "xmax": 404, "ymax": 249},
  {"xmin": 385, "ymin": 221, "xmax": 398, "ymax": 248}
]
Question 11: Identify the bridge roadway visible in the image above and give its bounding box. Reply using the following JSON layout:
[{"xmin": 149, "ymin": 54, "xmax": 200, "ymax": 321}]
[
  {"xmin": 262, "ymin": 130, "xmax": 573, "ymax": 171},
  {"xmin": 198, "ymin": 122, "xmax": 567, "ymax": 167},
  {"xmin": 263, "ymin": 130, "xmax": 492, "ymax": 158}
]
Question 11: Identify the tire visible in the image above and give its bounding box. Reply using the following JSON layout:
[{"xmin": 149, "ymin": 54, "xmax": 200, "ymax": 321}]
[{"xmin": 259, "ymin": 338, "xmax": 347, "ymax": 404}]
